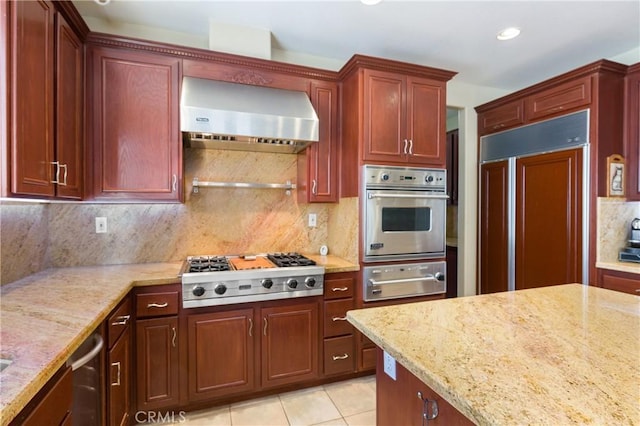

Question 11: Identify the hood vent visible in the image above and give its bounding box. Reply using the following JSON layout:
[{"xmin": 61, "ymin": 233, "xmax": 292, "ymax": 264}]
[{"xmin": 180, "ymin": 77, "xmax": 319, "ymax": 154}]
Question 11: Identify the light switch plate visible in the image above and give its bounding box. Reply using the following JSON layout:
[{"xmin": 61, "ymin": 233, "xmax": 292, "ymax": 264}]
[{"xmin": 383, "ymin": 350, "xmax": 396, "ymax": 380}]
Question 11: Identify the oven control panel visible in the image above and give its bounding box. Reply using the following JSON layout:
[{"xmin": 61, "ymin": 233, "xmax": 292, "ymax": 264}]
[{"xmin": 363, "ymin": 165, "xmax": 446, "ymax": 191}]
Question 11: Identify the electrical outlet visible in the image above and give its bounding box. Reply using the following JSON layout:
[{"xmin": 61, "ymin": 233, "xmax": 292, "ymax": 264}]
[
  {"xmin": 383, "ymin": 350, "xmax": 397, "ymax": 380},
  {"xmin": 308, "ymin": 213, "xmax": 317, "ymax": 227},
  {"xmin": 95, "ymin": 217, "xmax": 107, "ymax": 234}
]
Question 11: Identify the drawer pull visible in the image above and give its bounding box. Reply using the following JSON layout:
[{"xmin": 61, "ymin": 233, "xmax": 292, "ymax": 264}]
[
  {"xmin": 171, "ymin": 327, "xmax": 177, "ymax": 348},
  {"xmin": 111, "ymin": 315, "xmax": 130, "ymax": 326},
  {"xmin": 248, "ymin": 318, "xmax": 253, "ymax": 337},
  {"xmin": 111, "ymin": 361, "xmax": 121, "ymax": 386},
  {"xmin": 635, "ymin": 289, "xmax": 640, "ymax": 293},
  {"xmin": 332, "ymin": 353, "xmax": 349, "ymax": 361},
  {"xmin": 147, "ymin": 302, "xmax": 169, "ymax": 308},
  {"xmin": 332, "ymin": 316, "xmax": 348, "ymax": 322},
  {"xmin": 331, "ymin": 287, "xmax": 348, "ymax": 292}
]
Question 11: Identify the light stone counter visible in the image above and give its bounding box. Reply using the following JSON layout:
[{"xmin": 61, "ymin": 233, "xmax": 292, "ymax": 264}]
[
  {"xmin": 347, "ymin": 284, "xmax": 640, "ymax": 425},
  {"xmin": 304, "ymin": 254, "xmax": 359, "ymax": 273},
  {"xmin": 0, "ymin": 262, "xmax": 182, "ymax": 426},
  {"xmin": 597, "ymin": 260, "xmax": 640, "ymax": 275}
]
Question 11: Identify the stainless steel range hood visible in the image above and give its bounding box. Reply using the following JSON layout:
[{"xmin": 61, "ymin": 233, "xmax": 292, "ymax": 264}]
[{"xmin": 180, "ymin": 77, "xmax": 319, "ymax": 154}]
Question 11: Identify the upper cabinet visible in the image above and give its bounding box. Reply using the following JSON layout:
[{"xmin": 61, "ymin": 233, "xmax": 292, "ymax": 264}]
[
  {"xmin": 477, "ymin": 99, "xmax": 525, "ymax": 136},
  {"xmin": 5, "ymin": 0, "xmax": 84, "ymax": 199},
  {"xmin": 626, "ymin": 63, "xmax": 640, "ymax": 201},
  {"xmin": 87, "ymin": 45, "xmax": 182, "ymax": 201}
]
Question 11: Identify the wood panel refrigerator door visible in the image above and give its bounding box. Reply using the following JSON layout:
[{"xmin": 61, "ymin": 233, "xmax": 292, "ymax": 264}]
[
  {"xmin": 514, "ymin": 148, "xmax": 583, "ymax": 290},
  {"xmin": 479, "ymin": 160, "xmax": 510, "ymax": 294}
]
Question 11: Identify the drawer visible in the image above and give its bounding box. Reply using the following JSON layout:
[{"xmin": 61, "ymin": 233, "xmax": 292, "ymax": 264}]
[
  {"xmin": 107, "ymin": 296, "xmax": 131, "ymax": 348},
  {"xmin": 324, "ymin": 299, "xmax": 354, "ymax": 338},
  {"xmin": 323, "ymin": 275, "xmax": 355, "ymax": 300},
  {"xmin": 525, "ymin": 76, "xmax": 591, "ymax": 121},
  {"xmin": 136, "ymin": 291, "xmax": 179, "ymax": 318},
  {"xmin": 324, "ymin": 335, "xmax": 355, "ymax": 376}
]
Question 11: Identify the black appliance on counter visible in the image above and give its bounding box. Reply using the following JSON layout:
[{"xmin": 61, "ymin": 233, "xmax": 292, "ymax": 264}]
[{"xmin": 619, "ymin": 218, "xmax": 640, "ymax": 263}]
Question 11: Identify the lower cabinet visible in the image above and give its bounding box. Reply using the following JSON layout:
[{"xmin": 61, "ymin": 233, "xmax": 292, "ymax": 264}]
[
  {"xmin": 376, "ymin": 348, "xmax": 473, "ymax": 425},
  {"xmin": 187, "ymin": 308, "xmax": 255, "ymax": 401},
  {"xmin": 106, "ymin": 296, "xmax": 132, "ymax": 426},
  {"xmin": 597, "ymin": 268, "xmax": 640, "ymax": 295},
  {"xmin": 11, "ymin": 366, "xmax": 73, "ymax": 426}
]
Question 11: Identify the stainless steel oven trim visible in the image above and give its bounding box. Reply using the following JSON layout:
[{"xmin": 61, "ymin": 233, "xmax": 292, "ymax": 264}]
[{"xmin": 362, "ymin": 261, "xmax": 446, "ymax": 302}]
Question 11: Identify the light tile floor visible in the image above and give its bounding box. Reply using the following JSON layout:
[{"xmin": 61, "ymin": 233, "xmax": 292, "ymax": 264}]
[{"xmin": 154, "ymin": 376, "xmax": 376, "ymax": 426}]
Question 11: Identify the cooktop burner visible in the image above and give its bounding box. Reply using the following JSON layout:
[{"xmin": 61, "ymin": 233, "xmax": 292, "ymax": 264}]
[
  {"xmin": 186, "ymin": 256, "xmax": 230, "ymax": 273},
  {"xmin": 267, "ymin": 252, "xmax": 316, "ymax": 267}
]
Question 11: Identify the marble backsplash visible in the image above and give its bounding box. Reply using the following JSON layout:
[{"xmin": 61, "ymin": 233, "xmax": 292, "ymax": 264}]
[
  {"xmin": 597, "ymin": 197, "xmax": 640, "ymax": 262},
  {"xmin": 1, "ymin": 148, "xmax": 359, "ymax": 285}
]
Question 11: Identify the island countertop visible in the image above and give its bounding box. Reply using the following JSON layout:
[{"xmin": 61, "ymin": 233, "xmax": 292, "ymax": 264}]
[{"xmin": 347, "ymin": 284, "xmax": 640, "ymax": 425}]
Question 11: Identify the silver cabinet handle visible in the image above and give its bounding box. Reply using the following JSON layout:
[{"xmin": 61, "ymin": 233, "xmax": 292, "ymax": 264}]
[
  {"xmin": 249, "ymin": 318, "xmax": 253, "ymax": 337},
  {"xmin": 263, "ymin": 318, "xmax": 268, "ymax": 336},
  {"xmin": 332, "ymin": 354, "xmax": 349, "ymax": 361},
  {"xmin": 311, "ymin": 179, "xmax": 317, "ymax": 195},
  {"xmin": 417, "ymin": 391, "xmax": 439, "ymax": 422},
  {"xmin": 172, "ymin": 174, "xmax": 177, "ymax": 192},
  {"xmin": 635, "ymin": 289, "xmax": 640, "ymax": 293},
  {"xmin": 403, "ymin": 139, "xmax": 408, "ymax": 154},
  {"xmin": 59, "ymin": 163, "xmax": 68, "ymax": 186},
  {"xmin": 171, "ymin": 327, "xmax": 177, "ymax": 348},
  {"xmin": 408, "ymin": 139, "xmax": 413, "ymax": 155},
  {"xmin": 111, "ymin": 315, "xmax": 130, "ymax": 326},
  {"xmin": 331, "ymin": 287, "xmax": 348, "ymax": 292},
  {"xmin": 332, "ymin": 316, "xmax": 348, "ymax": 322},
  {"xmin": 70, "ymin": 334, "xmax": 104, "ymax": 371},
  {"xmin": 50, "ymin": 161, "xmax": 60, "ymax": 184},
  {"xmin": 111, "ymin": 361, "xmax": 121, "ymax": 386},
  {"xmin": 147, "ymin": 302, "xmax": 168, "ymax": 308}
]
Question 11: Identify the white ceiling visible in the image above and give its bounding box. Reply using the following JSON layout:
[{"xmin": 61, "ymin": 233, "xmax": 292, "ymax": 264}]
[{"xmin": 72, "ymin": 0, "xmax": 640, "ymax": 91}]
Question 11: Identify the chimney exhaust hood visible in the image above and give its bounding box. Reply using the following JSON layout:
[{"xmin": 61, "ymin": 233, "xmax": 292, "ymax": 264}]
[{"xmin": 180, "ymin": 77, "xmax": 319, "ymax": 154}]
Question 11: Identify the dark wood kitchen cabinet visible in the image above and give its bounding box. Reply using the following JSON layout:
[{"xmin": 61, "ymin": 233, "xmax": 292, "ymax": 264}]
[
  {"xmin": 477, "ymin": 99, "xmax": 525, "ymax": 135},
  {"xmin": 5, "ymin": 0, "xmax": 84, "ymax": 199},
  {"xmin": 187, "ymin": 308, "xmax": 256, "ymax": 401},
  {"xmin": 323, "ymin": 272, "xmax": 356, "ymax": 376},
  {"xmin": 106, "ymin": 297, "xmax": 132, "ymax": 426},
  {"xmin": 597, "ymin": 268, "xmax": 640, "ymax": 295},
  {"xmin": 260, "ymin": 300, "xmax": 319, "ymax": 388},
  {"xmin": 134, "ymin": 286, "xmax": 180, "ymax": 411},
  {"xmin": 376, "ymin": 348, "xmax": 473, "ymax": 426},
  {"xmin": 524, "ymin": 76, "xmax": 591, "ymax": 121},
  {"xmin": 88, "ymin": 45, "xmax": 182, "ymax": 201},
  {"xmin": 297, "ymin": 80, "xmax": 339, "ymax": 203},
  {"xmin": 625, "ymin": 63, "xmax": 640, "ymax": 201}
]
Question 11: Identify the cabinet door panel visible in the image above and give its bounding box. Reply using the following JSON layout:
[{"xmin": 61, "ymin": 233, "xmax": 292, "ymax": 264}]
[
  {"xmin": 91, "ymin": 47, "xmax": 181, "ymax": 201},
  {"xmin": 626, "ymin": 65, "xmax": 640, "ymax": 201},
  {"xmin": 478, "ymin": 100, "xmax": 525, "ymax": 135},
  {"xmin": 515, "ymin": 149, "xmax": 582, "ymax": 289},
  {"xmin": 407, "ymin": 77, "xmax": 445, "ymax": 166},
  {"xmin": 599, "ymin": 269, "xmax": 640, "ymax": 295},
  {"xmin": 108, "ymin": 327, "xmax": 130, "ymax": 426},
  {"xmin": 187, "ymin": 309, "xmax": 255, "ymax": 401},
  {"xmin": 479, "ymin": 161, "xmax": 509, "ymax": 294},
  {"xmin": 525, "ymin": 76, "xmax": 591, "ymax": 121},
  {"xmin": 10, "ymin": 0, "xmax": 55, "ymax": 196},
  {"xmin": 261, "ymin": 302, "xmax": 319, "ymax": 388},
  {"xmin": 54, "ymin": 14, "xmax": 83, "ymax": 199},
  {"xmin": 363, "ymin": 69, "xmax": 405, "ymax": 163},
  {"xmin": 135, "ymin": 317, "xmax": 179, "ymax": 410}
]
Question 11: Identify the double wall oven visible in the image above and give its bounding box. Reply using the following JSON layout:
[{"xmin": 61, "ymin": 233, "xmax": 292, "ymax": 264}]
[{"xmin": 361, "ymin": 165, "xmax": 448, "ymax": 303}]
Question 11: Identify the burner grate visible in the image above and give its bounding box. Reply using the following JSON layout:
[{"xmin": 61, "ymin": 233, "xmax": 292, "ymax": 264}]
[
  {"xmin": 187, "ymin": 256, "xmax": 231, "ymax": 272},
  {"xmin": 267, "ymin": 252, "xmax": 316, "ymax": 267}
]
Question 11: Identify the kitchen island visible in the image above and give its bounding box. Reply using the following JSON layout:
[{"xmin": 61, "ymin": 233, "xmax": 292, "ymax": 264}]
[{"xmin": 347, "ymin": 284, "xmax": 639, "ymax": 425}]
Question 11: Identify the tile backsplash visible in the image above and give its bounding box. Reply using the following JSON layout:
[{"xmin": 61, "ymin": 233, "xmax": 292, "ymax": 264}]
[{"xmin": 1, "ymin": 148, "xmax": 359, "ymax": 284}]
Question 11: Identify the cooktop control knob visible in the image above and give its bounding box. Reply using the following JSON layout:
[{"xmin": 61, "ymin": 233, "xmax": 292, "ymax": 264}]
[
  {"xmin": 214, "ymin": 284, "xmax": 227, "ymax": 295},
  {"xmin": 261, "ymin": 278, "xmax": 273, "ymax": 289},
  {"xmin": 305, "ymin": 277, "xmax": 317, "ymax": 288},
  {"xmin": 381, "ymin": 173, "xmax": 390, "ymax": 181},
  {"xmin": 192, "ymin": 286, "xmax": 205, "ymax": 297},
  {"xmin": 287, "ymin": 278, "xmax": 298, "ymax": 289},
  {"xmin": 425, "ymin": 175, "xmax": 434, "ymax": 183}
]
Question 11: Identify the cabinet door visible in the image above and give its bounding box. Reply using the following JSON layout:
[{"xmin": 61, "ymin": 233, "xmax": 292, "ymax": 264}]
[
  {"xmin": 515, "ymin": 148, "xmax": 583, "ymax": 290},
  {"xmin": 260, "ymin": 301, "xmax": 319, "ymax": 388},
  {"xmin": 598, "ymin": 268, "xmax": 640, "ymax": 295},
  {"xmin": 479, "ymin": 160, "xmax": 509, "ymax": 294},
  {"xmin": 298, "ymin": 81, "xmax": 339, "ymax": 203},
  {"xmin": 376, "ymin": 348, "xmax": 473, "ymax": 425},
  {"xmin": 626, "ymin": 64, "xmax": 640, "ymax": 201},
  {"xmin": 108, "ymin": 327, "xmax": 130, "ymax": 426},
  {"xmin": 406, "ymin": 76, "xmax": 446, "ymax": 166},
  {"xmin": 55, "ymin": 13, "xmax": 83, "ymax": 199},
  {"xmin": 187, "ymin": 309, "xmax": 255, "ymax": 401},
  {"xmin": 362, "ymin": 69, "xmax": 405, "ymax": 163},
  {"xmin": 20, "ymin": 366, "xmax": 73, "ymax": 426},
  {"xmin": 135, "ymin": 316, "xmax": 179, "ymax": 410},
  {"xmin": 90, "ymin": 47, "xmax": 181, "ymax": 201},
  {"xmin": 525, "ymin": 76, "xmax": 591, "ymax": 121},
  {"xmin": 9, "ymin": 0, "xmax": 55, "ymax": 197},
  {"xmin": 477, "ymin": 100, "xmax": 525, "ymax": 135}
]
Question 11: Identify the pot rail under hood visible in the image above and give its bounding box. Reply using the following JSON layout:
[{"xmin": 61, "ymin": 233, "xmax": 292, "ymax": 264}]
[{"xmin": 180, "ymin": 77, "xmax": 319, "ymax": 154}]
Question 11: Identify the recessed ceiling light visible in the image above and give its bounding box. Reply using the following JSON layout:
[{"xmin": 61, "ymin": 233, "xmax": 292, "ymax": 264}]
[
  {"xmin": 497, "ymin": 27, "xmax": 521, "ymax": 41},
  {"xmin": 361, "ymin": 0, "xmax": 382, "ymax": 5}
]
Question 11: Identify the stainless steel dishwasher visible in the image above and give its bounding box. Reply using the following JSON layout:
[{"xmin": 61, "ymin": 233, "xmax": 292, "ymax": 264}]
[{"xmin": 66, "ymin": 330, "xmax": 104, "ymax": 425}]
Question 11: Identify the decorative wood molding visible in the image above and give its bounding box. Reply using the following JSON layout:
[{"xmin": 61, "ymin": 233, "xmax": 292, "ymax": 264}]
[
  {"xmin": 54, "ymin": 0, "xmax": 90, "ymax": 40},
  {"xmin": 338, "ymin": 54, "xmax": 457, "ymax": 82},
  {"xmin": 225, "ymin": 71, "xmax": 273, "ymax": 86}
]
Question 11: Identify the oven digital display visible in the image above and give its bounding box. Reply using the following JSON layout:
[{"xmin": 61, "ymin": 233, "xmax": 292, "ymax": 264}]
[{"xmin": 381, "ymin": 207, "xmax": 431, "ymax": 232}]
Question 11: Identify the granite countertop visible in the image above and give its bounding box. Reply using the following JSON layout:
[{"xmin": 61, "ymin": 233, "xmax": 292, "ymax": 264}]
[
  {"xmin": 347, "ymin": 284, "xmax": 640, "ymax": 425},
  {"xmin": 596, "ymin": 260, "xmax": 640, "ymax": 275},
  {"xmin": 0, "ymin": 262, "xmax": 182, "ymax": 426},
  {"xmin": 305, "ymin": 254, "xmax": 359, "ymax": 273}
]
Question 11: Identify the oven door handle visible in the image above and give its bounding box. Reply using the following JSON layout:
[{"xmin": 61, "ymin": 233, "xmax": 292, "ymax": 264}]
[
  {"xmin": 369, "ymin": 275, "xmax": 439, "ymax": 285},
  {"xmin": 367, "ymin": 193, "xmax": 449, "ymax": 200}
]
